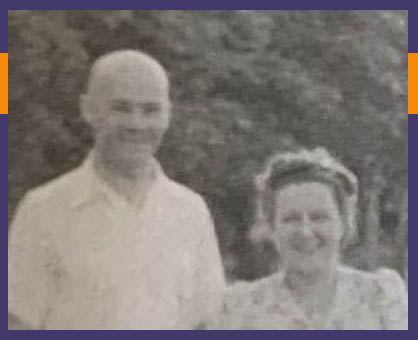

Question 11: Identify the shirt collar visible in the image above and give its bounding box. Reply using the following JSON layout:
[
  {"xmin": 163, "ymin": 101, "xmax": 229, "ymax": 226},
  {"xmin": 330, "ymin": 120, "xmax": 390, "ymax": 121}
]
[{"xmin": 70, "ymin": 152, "xmax": 166, "ymax": 209}]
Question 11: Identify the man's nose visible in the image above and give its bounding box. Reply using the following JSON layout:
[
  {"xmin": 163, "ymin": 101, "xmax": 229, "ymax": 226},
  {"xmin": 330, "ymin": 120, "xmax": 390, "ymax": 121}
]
[
  {"xmin": 129, "ymin": 109, "xmax": 154, "ymax": 127},
  {"xmin": 298, "ymin": 217, "xmax": 313, "ymax": 236}
]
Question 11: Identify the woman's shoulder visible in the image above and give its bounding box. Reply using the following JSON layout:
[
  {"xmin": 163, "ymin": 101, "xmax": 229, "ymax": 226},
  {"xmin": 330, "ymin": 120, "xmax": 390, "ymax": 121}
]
[
  {"xmin": 218, "ymin": 274, "xmax": 309, "ymax": 329},
  {"xmin": 223, "ymin": 274, "xmax": 283, "ymax": 310},
  {"xmin": 213, "ymin": 276, "xmax": 277, "ymax": 329},
  {"xmin": 337, "ymin": 265, "xmax": 406, "ymax": 296},
  {"xmin": 336, "ymin": 265, "xmax": 408, "ymax": 329}
]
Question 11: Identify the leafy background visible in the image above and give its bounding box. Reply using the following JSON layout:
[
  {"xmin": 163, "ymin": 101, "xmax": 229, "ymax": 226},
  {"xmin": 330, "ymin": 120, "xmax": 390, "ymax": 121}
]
[{"xmin": 8, "ymin": 10, "xmax": 408, "ymax": 281}]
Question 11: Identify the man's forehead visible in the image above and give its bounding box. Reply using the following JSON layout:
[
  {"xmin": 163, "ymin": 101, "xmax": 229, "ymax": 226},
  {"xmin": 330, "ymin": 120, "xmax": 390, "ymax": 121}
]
[{"xmin": 87, "ymin": 50, "xmax": 169, "ymax": 95}]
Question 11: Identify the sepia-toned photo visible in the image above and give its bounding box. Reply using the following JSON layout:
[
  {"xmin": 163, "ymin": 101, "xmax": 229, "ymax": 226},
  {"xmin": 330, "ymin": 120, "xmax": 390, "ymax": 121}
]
[{"xmin": 8, "ymin": 10, "xmax": 408, "ymax": 330}]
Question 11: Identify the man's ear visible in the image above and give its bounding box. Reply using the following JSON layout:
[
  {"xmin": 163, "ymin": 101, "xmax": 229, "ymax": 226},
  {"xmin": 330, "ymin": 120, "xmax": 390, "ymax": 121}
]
[
  {"xmin": 79, "ymin": 94, "xmax": 96, "ymax": 127},
  {"xmin": 169, "ymin": 99, "xmax": 173, "ymax": 114},
  {"xmin": 166, "ymin": 100, "xmax": 173, "ymax": 122}
]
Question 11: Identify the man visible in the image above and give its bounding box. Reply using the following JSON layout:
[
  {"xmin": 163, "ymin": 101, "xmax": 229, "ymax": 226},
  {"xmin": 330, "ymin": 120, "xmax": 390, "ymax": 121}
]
[{"xmin": 8, "ymin": 50, "xmax": 226, "ymax": 330}]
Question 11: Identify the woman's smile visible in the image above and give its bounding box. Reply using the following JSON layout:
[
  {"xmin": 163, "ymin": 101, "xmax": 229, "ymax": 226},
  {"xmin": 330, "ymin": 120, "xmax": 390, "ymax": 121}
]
[{"xmin": 288, "ymin": 232, "xmax": 327, "ymax": 255}]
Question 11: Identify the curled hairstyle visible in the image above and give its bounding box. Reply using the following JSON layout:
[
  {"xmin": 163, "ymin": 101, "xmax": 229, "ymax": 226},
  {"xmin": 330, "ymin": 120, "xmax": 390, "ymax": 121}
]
[{"xmin": 251, "ymin": 147, "xmax": 359, "ymax": 248}]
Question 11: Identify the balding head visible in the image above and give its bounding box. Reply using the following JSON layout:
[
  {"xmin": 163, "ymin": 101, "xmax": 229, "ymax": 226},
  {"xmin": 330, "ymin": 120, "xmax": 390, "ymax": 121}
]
[
  {"xmin": 80, "ymin": 50, "xmax": 172, "ymax": 174},
  {"xmin": 87, "ymin": 49, "xmax": 169, "ymax": 99}
]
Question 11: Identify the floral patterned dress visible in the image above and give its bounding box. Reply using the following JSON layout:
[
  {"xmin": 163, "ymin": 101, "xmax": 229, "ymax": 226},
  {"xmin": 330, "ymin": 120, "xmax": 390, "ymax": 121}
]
[{"xmin": 213, "ymin": 265, "xmax": 408, "ymax": 330}]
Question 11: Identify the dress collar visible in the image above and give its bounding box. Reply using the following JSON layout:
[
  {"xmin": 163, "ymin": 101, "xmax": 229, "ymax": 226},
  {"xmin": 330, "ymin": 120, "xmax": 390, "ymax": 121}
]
[{"xmin": 275, "ymin": 265, "xmax": 350, "ymax": 329}]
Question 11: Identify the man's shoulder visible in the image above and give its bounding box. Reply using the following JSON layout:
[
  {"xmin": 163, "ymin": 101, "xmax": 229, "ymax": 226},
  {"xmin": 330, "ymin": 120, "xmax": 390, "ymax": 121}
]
[
  {"xmin": 23, "ymin": 165, "xmax": 86, "ymax": 209},
  {"xmin": 161, "ymin": 176, "xmax": 209, "ymax": 212}
]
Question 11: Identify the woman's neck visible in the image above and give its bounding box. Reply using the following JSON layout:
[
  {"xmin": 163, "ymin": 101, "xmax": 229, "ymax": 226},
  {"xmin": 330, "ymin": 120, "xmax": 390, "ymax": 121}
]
[
  {"xmin": 285, "ymin": 265, "xmax": 334, "ymax": 292},
  {"xmin": 284, "ymin": 262, "xmax": 338, "ymax": 324}
]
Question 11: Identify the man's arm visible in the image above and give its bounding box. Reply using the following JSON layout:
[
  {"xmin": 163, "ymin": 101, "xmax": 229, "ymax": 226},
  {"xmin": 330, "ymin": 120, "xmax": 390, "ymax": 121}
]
[
  {"xmin": 8, "ymin": 193, "xmax": 51, "ymax": 330},
  {"xmin": 8, "ymin": 313, "xmax": 34, "ymax": 330},
  {"xmin": 189, "ymin": 199, "xmax": 227, "ymax": 329}
]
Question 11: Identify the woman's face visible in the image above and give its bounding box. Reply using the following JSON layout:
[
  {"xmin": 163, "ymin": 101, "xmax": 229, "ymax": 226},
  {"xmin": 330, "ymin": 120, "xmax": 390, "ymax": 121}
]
[{"xmin": 273, "ymin": 181, "xmax": 344, "ymax": 272}]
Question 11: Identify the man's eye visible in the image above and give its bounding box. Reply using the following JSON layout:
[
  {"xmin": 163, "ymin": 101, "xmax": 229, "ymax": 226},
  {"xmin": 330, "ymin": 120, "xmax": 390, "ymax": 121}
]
[
  {"xmin": 310, "ymin": 211, "xmax": 330, "ymax": 222},
  {"xmin": 111, "ymin": 102, "xmax": 131, "ymax": 113},
  {"xmin": 141, "ymin": 104, "xmax": 161, "ymax": 115}
]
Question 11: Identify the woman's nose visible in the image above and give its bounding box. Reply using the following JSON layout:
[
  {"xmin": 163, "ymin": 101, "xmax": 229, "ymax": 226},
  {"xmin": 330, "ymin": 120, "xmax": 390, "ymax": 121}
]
[{"xmin": 290, "ymin": 221, "xmax": 317, "ymax": 253}]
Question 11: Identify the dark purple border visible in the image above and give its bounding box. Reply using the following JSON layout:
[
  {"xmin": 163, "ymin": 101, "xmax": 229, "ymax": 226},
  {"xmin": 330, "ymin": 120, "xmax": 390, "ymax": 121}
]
[
  {"xmin": 2, "ymin": 1, "xmax": 414, "ymax": 339},
  {"xmin": 2, "ymin": 0, "xmax": 413, "ymax": 9}
]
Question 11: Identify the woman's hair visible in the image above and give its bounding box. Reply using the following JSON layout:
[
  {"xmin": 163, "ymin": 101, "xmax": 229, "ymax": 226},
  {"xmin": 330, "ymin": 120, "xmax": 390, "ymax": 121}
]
[{"xmin": 251, "ymin": 147, "xmax": 359, "ymax": 247}]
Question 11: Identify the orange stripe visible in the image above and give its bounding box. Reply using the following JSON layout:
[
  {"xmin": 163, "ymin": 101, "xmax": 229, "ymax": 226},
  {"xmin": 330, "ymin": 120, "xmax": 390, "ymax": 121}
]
[
  {"xmin": 409, "ymin": 53, "xmax": 418, "ymax": 114},
  {"xmin": 0, "ymin": 53, "xmax": 413, "ymax": 116},
  {"xmin": 0, "ymin": 53, "xmax": 7, "ymax": 114}
]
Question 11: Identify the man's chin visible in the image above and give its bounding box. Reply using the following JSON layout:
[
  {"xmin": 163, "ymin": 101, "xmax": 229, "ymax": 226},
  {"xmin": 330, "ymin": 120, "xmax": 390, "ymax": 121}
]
[{"xmin": 122, "ymin": 151, "xmax": 153, "ymax": 163}]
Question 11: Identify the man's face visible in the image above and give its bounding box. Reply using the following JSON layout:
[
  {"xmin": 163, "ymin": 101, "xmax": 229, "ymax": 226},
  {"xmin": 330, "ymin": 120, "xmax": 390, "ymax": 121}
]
[{"xmin": 86, "ymin": 66, "xmax": 171, "ymax": 166}]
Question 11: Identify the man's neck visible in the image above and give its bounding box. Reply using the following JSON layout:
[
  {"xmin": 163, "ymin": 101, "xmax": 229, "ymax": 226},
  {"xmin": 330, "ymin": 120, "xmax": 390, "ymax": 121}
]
[{"xmin": 93, "ymin": 153, "xmax": 157, "ymax": 205}]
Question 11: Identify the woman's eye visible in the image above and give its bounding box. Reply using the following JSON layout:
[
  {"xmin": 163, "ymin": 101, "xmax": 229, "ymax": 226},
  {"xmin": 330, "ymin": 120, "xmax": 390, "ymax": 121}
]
[
  {"xmin": 282, "ymin": 214, "xmax": 301, "ymax": 223},
  {"xmin": 310, "ymin": 211, "xmax": 330, "ymax": 222}
]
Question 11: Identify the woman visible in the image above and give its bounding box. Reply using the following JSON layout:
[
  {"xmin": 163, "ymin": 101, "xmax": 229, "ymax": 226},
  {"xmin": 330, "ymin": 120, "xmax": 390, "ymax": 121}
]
[{"xmin": 214, "ymin": 147, "xmax": 408, "ymax": 330}]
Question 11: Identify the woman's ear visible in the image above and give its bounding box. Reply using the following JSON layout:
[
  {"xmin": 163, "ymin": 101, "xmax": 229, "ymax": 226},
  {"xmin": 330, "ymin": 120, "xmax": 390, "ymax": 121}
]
[
  {"xmin": 340, "ymin": 226, "xmax": 351, "ymax": 251},
  {"xmin": 337, "ymin": 215, "xmax": 350, "ymax": 250}
]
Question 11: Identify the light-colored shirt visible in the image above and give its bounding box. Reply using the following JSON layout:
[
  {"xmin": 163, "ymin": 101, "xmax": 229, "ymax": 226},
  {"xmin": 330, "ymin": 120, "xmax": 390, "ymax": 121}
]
[
  {"xmin": 8, "ymin": 157, "xmax": 226, "ymax": 330},
  {"xmin": 214, "ymin": 265, "xmax": 408, "ymax": 330}
]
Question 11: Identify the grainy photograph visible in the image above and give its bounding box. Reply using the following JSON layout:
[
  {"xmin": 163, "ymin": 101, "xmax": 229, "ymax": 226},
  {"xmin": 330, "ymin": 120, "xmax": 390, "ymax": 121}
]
[{"xmin": 8, "ymin": 10, "xmax": 408, "ymax": 330}]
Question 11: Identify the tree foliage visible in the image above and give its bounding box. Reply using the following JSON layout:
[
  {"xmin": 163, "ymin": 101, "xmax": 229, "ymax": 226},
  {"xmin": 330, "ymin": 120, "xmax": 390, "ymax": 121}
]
[{"xmin": 8, "ymin": 10, "xmax": 408, "ymax": 280}]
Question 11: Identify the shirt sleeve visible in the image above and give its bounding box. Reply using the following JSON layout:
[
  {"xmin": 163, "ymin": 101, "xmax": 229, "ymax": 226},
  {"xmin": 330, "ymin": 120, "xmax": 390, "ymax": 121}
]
[
  {"xmin": 8, "ymin": 193, "xmax": 53, "ymax": 330},
  {"xmin": 186, "ymin": 198, "xmax": 227, "ymax": 329},
  {"xmin": 374, "ymin": 268, "xmax": 408, "ymax": 330}
]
